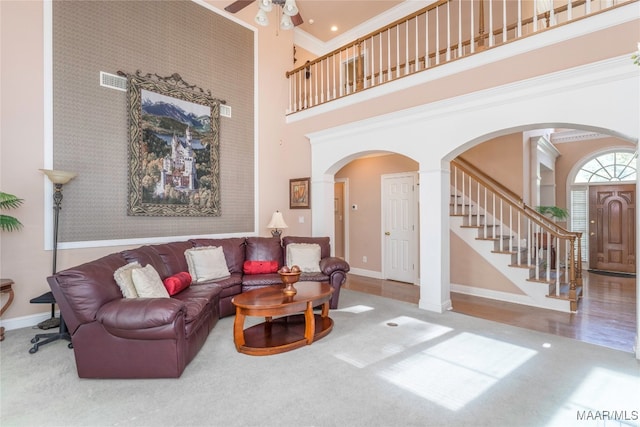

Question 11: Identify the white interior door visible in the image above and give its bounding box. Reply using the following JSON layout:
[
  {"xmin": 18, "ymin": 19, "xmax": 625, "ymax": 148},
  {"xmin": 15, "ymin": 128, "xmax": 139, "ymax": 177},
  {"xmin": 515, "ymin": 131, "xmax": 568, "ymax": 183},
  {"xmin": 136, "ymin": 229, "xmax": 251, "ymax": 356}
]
[{"xmin": 382, "ymin": 173, "xmax": 417, "ymax": 283}]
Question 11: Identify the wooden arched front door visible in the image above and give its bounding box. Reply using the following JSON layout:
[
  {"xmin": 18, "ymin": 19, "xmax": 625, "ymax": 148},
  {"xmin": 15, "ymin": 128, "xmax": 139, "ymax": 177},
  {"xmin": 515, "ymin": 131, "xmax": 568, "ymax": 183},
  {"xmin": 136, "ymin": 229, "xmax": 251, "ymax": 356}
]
[{"xmin": 589, "ymin": 184, "xmax": 636, "ymax": 274}]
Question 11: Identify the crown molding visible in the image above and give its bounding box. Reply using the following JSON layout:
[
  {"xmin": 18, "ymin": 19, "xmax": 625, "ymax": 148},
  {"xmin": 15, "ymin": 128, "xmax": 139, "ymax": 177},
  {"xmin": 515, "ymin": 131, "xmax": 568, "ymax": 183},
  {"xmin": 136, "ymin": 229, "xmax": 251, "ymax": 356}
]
[{"xmin": 550, "ymin": 129, "xmax": 608, "ymax": 144}]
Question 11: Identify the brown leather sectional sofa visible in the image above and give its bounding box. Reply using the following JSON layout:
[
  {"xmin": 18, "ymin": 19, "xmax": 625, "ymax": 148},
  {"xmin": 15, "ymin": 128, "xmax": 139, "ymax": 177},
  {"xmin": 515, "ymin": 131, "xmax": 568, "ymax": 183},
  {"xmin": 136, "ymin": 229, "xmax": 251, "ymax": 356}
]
[{"xmin": 47, "ymin": 236, "xmax": 349, "ymax": 379}]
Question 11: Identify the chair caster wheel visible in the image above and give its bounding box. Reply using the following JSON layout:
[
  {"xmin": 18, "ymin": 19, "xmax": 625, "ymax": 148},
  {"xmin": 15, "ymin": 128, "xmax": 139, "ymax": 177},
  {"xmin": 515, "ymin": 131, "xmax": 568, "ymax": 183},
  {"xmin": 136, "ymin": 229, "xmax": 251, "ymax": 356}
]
[
  {"xmin": 29, "ymin": 346, "xmax": 38, "ymax": 354},
  {"xmin": 30, "ymin": 337, "xmax": 38, "ymax": 344},
  {"xmin": 68, "ymin": 343, "xmax": 73, "ymax": 349}
]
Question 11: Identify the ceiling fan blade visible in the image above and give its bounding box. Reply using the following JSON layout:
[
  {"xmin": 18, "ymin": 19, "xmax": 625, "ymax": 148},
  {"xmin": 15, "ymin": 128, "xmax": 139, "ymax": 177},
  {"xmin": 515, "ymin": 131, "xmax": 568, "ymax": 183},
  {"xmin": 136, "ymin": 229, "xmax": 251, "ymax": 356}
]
[
  {"xmin": 224, "ymin": 0, "xmax": 253, "ymax": 14},
  {"xmin": 291, "ymin": 13, "xmax": 303, "ymax": 26}
]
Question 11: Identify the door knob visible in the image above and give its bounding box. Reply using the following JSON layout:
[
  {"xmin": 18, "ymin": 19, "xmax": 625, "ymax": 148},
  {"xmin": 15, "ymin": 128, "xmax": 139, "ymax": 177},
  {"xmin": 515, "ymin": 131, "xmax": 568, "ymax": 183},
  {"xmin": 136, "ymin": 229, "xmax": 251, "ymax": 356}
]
[
  {"xmin": 385, "ymin": 232, "xmax": 390, "ymax": 236},
  {"xmin": 590, "ymin": 220, "xmax": 595, "ymax": 224},
  {"xmin": 590, "ymin": 232, "xmax": 595, "ymax": 236}
]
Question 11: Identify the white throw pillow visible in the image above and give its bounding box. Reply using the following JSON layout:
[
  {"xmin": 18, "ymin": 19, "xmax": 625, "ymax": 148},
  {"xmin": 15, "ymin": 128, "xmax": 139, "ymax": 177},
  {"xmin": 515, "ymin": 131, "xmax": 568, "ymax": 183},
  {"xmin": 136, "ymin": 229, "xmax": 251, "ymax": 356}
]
[
  {"xmin": 130, "ymin": 264, "xmax": 170, "ymax": 298},
  {"xmin": 286, "ymin": 243, "xmax": 321, "ymax": 273},
  {"xmin": 113, "ymin": 262, "xmax": 141, "ymax": 298},
  {"xmin": 184, "ymin": 246, "xmax": 231, "ymax": 283}
]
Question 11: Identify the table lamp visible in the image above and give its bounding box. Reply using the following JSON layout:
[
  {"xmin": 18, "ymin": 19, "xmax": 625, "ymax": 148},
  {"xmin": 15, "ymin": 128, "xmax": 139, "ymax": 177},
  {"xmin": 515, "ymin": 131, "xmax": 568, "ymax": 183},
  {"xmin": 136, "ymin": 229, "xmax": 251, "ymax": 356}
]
[{"xmin": 267, "ymin": 210, "xmax": 288, "ymax": 238}]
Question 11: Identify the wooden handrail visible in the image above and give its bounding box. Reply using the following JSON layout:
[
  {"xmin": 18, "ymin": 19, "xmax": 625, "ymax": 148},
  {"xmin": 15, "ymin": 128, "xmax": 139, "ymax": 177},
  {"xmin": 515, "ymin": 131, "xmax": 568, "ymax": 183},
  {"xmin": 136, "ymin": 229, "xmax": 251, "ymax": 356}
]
[
  {"xmin": 455, "ymin": 157, "xmax": 523, "ymax": 205},
  {"xmin": 286, "ymin": 0, "xmax": 452, "ymax": 77},
  {"xmin": 287, "ymin": 0, "xmax": 628, "ymax": 77},
  {"xmin": 451, "ymin": 158, "xmax": 578, "ymax": 240},
  {"xmin": 451, "ymin": 157, "xmax": 583, "ymax": 298}
]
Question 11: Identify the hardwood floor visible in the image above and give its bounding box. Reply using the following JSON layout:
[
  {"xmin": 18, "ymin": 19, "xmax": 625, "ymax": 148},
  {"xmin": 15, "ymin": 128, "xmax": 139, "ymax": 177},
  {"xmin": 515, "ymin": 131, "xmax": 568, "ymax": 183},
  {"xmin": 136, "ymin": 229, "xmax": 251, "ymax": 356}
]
[{"xmin": 342, "ymin": 271, "xmax": 637, "ymax": 353}]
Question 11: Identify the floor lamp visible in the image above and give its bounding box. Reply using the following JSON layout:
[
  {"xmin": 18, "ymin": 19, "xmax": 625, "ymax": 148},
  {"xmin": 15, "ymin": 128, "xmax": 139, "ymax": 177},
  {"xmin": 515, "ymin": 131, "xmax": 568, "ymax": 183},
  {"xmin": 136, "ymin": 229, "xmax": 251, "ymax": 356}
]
[{"xmin": 29, "ymin": 169, "xmax": 76, "ymax": 354}]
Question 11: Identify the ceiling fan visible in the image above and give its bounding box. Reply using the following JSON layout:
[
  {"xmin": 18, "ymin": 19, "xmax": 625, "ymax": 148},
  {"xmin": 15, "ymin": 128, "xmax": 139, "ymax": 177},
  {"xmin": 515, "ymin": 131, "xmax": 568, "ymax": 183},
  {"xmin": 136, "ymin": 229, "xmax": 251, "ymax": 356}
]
[{"xmin": 225, "ymin": 0, "xmax": 304, "ymax": 29}]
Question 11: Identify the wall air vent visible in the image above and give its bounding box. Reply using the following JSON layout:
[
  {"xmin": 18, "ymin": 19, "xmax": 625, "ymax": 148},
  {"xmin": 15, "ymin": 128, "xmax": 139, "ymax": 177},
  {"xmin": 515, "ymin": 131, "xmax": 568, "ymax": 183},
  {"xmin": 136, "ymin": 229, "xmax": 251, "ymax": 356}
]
[
  {"xmin": 220, "ymin": 104, "xmax": 232, "ymax": 118},
  {"xmin": 100, "ymin": 71, "xmax": 127, "ymax": 92}
]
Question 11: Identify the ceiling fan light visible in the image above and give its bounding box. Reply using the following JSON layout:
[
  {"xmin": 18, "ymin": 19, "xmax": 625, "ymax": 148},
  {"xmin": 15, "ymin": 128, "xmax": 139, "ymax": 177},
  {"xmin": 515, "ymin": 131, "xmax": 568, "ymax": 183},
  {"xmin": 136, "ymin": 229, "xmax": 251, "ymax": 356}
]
[
  {"xmin": 258, "ymin": 0, "xmax": 273, "ymax": 12},
  {"xmin": 280, "ymin": 13, "xmax": 294, "ymax": 30},
  {"xmin": 282, "ymin": 0, "xmax": 298, "ymax": 16},
  {"xmin": 255, "ymin": 8, "xmax": 269, "ymax": 26}
]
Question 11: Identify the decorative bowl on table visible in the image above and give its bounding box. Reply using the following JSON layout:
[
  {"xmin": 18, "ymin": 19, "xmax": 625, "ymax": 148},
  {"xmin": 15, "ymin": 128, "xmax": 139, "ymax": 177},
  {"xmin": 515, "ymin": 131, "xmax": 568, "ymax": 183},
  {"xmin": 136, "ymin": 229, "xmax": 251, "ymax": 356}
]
[{"xmin": 279, "ymin": 266, "xmax": 301, "ymax": 296}]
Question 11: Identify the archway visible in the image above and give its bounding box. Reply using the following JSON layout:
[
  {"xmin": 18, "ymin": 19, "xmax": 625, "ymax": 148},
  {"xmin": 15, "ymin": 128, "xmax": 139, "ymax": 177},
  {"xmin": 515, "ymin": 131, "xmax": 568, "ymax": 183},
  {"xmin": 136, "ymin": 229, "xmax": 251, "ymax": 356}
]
[
  {"xmin": 333, "ymin": 153, "xmax": 420, "ymax": 283},
  {"xmin": 306, "ymin": 59, "xmax": 638, "ymax": 357}
]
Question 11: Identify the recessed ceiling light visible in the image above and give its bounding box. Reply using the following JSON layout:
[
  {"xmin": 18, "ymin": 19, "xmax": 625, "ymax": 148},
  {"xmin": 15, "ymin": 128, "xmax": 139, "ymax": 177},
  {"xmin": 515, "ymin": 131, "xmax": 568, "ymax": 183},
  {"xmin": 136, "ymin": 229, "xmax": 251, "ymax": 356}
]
[
  {"xmin": 308, "ymin": 18, "xmax": 314, "ymax": 24},
  {"xmin": 331, "ymin": 25, "xmax": 338, "ymax": 32}
]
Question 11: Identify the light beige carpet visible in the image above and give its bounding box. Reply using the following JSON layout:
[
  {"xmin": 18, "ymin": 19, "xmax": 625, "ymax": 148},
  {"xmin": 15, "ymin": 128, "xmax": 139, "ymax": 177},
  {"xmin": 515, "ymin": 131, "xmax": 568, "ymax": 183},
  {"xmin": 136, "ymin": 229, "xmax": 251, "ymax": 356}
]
[{"xmin": 1, "ymin": 289, "xmax": 638, "ymax": 427}]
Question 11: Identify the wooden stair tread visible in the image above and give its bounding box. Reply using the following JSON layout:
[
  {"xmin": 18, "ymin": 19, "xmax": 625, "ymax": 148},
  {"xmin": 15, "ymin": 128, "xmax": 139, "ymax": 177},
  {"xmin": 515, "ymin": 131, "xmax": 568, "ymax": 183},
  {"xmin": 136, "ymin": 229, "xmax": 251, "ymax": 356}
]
[
  {"xmin": 476, "ymin": 236, "xmax": 511, "ymax": 241},
  {"xmin": 527, "ymin": 277, "xmax": 564, "ymax": 285},
  {"xmin": 449, "ymin": 200, "xmax": 581, "ymax": 312},
  {"xmin": 510, "ymin": 263, "xmax": 537, "ymax": 269},
  {"xmin": 546, "ymin": 285, "xmax": 583, "ymax": 299}
]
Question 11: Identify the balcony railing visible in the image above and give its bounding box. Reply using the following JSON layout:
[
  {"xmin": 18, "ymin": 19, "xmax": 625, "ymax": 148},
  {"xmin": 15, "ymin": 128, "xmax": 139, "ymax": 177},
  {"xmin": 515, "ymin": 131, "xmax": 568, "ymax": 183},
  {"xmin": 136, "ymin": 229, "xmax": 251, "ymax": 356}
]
[{"xmin": 286, "ymin": 0, "xmax": 634, "ymax": 114}]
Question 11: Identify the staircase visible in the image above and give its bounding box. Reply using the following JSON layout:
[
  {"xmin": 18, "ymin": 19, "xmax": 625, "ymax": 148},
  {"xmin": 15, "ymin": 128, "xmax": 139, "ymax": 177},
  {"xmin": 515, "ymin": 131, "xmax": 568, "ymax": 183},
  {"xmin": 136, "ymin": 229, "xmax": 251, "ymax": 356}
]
[{"xmin": 450, "ymin": 158, "xmax": 583, "ymax": 312}]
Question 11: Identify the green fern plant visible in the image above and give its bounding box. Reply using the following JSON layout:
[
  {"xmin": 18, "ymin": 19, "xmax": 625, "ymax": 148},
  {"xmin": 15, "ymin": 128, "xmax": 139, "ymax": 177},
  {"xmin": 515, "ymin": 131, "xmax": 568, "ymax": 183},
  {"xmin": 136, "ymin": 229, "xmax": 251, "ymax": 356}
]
[
  {"xmin": 535, "ymin": 205, "xmax": 569, "ymax": 221},
  {"xmin": 0, "ymin": 191, "xmax": 24, "ymax": 232}
]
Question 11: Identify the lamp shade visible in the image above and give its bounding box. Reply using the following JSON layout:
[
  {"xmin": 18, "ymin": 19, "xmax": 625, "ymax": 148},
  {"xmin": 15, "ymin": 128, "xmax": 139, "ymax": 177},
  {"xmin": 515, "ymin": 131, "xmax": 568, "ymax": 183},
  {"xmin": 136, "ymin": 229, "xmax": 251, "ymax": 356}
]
[
  {"xmin": 267, "ymin": 211, "xmax": 288, "ymax": 229},
  {"xmin": 254, "ymin": 8, "xmax": 269, "ymax": 26},
  {"xmin": 39, "ymin": 169, "xmax": 77, "ymax": 185},
  {"xmin": 258, "ymin": 0, "xmax": 273, "ymax": 12},
  {"xmin": 280, "ymin": 13, "xmax": 294, "ymax": 30},
  {"xmin": 282, "ymin": 0, "xmax": 298, "ymax": 16}
]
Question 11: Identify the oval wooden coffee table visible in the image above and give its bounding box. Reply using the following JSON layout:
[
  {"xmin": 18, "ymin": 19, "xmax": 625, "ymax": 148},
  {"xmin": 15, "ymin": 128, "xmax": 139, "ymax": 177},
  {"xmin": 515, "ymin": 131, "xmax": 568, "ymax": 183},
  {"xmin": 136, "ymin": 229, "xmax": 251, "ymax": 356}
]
[{"xmin": 231, "ymin": 281, "xmax": 334, "ymax": 356}]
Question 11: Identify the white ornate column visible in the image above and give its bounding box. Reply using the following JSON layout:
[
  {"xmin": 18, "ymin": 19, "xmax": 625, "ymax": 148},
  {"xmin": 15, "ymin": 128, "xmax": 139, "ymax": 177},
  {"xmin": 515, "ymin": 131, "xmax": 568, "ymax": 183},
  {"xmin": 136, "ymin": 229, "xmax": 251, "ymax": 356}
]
[
  {"xmin": 418, "ymin": 166, "xmax": 452, "ymax": 313},
  {"xmin": 311, "ymin": 173, "xmax": 335, "ymax": 249}
]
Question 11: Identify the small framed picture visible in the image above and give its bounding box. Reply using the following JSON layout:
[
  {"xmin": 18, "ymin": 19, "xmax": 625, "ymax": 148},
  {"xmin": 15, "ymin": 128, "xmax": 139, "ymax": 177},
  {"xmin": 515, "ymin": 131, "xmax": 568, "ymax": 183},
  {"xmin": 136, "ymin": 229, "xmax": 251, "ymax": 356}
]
[{"xmin": 289, "ymin": 177, "xmax": 310, "ymax": 209}]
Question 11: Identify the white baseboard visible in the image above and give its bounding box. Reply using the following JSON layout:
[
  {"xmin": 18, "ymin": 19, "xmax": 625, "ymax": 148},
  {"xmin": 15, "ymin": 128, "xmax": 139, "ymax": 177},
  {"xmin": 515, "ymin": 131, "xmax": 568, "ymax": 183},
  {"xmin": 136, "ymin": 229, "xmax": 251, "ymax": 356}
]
[
  {"xmin": 449, "ymin": 283, "xmax": 577, "ymax": 312},
  {"xmin": 348, "ymin": 267, "xmax": 384, "ymax": 279},
  {"xmin": 0, "ymin": 310, "xmax": 59, "ymax": 332},
  {"xmin": 450, "ymin": 283, "xmax": 535, "ymax": 306}
]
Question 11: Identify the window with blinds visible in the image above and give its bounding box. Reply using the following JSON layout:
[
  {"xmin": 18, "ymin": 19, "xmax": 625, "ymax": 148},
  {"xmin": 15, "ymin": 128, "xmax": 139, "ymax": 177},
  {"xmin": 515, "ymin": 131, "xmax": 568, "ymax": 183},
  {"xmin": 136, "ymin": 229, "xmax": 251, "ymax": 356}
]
[{"xmin": 570, "ymin": 188, "xmax": 588, "ymax": 262}]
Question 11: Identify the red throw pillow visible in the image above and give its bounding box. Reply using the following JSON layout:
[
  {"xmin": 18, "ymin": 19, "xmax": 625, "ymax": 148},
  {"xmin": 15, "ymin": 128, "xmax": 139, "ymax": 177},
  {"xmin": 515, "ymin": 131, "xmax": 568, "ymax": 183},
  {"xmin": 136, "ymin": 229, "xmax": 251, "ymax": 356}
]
[
  {"xmin": 163, "ymin": 272, "xmax": 192, "ymax": 296},
  {"xmin": 243, "ymin": 260, "xmax": 278, "ymax": 275}
]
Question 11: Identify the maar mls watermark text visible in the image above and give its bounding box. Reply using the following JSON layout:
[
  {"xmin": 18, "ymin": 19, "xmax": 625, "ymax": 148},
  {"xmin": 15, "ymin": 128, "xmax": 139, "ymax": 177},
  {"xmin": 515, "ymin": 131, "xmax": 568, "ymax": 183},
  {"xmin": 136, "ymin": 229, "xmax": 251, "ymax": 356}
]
[{"xmin": 577, "ymin": 410, "xmax": 639, "ymax": 422}]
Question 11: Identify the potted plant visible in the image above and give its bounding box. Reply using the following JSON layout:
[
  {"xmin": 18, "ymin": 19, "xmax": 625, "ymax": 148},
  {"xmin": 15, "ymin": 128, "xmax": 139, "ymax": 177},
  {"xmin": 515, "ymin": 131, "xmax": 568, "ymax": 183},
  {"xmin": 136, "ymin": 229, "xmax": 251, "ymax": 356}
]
[
  {"xmin": 0, "ymin": 191, "xmax": 24, "ymax": 232},
  {"xmin": 535, "ymin": 205, "xmax": 568, "ymax": 221}
]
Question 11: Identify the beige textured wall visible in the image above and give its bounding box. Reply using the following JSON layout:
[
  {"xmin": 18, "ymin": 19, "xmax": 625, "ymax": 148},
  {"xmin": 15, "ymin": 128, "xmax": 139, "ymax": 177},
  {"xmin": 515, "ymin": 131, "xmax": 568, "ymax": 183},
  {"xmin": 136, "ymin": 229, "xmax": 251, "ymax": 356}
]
[
  {"xmin": 335, "ymin": 154, "xmax": 418, "ymax": 272},
  {"xmin": 52, "ymin": 1, "xmax": 255, "ymax": 241}
]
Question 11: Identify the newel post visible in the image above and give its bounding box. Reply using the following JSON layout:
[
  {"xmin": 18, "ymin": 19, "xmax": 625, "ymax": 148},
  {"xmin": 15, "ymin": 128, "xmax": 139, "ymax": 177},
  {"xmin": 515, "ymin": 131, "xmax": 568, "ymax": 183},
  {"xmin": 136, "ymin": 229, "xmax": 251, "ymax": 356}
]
[{"xmin": 575, "ymin": 232, "xmax": 583, "ymax": 286}]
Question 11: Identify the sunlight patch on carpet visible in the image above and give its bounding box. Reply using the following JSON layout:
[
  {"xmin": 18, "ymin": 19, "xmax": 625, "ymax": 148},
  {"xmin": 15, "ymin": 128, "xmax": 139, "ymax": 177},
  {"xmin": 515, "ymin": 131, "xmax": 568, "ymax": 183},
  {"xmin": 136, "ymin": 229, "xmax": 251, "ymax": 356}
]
[
  {"xmin": 546, "ymin": 367, "xmax": 640, "ymax": 426},
  {"xmin": 334, "ymin": 304, "xmax": 375, "ymax": 314},
  {"xmin": 332, "ymin": 316, "xmax": 452, "ymax": 368},
  {"xmin": 378, "ymin": 332, "xmax": 537, "ymax": 410}
]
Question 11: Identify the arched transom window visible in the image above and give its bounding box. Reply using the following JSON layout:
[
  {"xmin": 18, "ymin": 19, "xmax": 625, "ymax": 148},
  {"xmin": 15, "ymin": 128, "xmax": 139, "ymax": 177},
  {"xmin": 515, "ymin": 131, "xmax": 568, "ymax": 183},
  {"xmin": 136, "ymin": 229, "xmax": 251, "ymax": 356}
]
[
  {"xmin": 570, "ymin": 149, "xmax": 637, "ymax": 262},
  {"xmin": 574, "ymin": 151, "xmax": 637, "ymax": 183}
]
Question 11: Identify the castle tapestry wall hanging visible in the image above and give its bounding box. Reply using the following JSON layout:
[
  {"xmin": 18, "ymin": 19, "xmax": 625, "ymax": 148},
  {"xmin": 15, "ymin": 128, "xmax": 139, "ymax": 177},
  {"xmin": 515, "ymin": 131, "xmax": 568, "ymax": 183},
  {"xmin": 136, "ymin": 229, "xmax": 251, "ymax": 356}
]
[{"xmin": 120, "ymin": 71, "xmax": 222, "ymax": 217}]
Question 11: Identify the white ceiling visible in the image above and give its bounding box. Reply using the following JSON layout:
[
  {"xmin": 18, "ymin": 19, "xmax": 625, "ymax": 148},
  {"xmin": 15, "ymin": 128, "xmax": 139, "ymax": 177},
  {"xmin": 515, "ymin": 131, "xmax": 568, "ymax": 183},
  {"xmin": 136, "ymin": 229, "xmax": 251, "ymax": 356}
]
[{"xmin": 294, "ymin": 0, "xmax": 405, "ymax": 42}]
